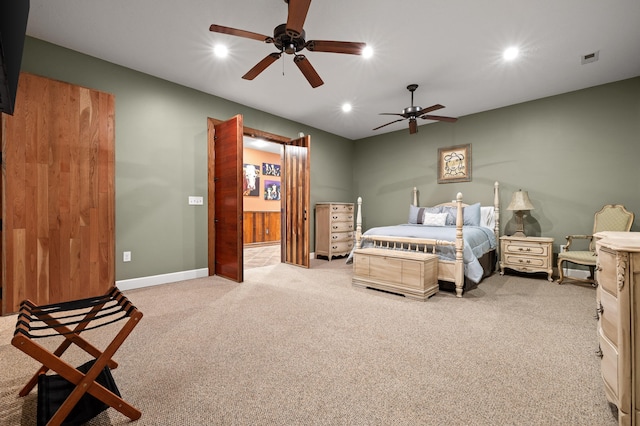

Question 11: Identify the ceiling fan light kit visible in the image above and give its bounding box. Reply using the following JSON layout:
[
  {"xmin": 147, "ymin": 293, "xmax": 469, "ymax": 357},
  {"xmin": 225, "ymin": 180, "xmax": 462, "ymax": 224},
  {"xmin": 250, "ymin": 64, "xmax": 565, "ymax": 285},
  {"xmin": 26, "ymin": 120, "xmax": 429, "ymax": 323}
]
[
  {"xmin": 374, "ymin": 84, "xmax": 458, "ymax": 135},
  {"xmin": 209, "ymin": 0, "xmax": 366, "ymax": 88}
]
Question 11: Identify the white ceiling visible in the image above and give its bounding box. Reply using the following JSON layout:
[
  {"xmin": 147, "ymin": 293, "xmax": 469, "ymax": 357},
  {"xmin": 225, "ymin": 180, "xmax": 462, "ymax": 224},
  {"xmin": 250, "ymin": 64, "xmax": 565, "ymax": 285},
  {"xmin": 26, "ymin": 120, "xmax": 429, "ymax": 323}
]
[{"xmin": 25, "ymin": 0, "xmax": 640, "ymax": 141}]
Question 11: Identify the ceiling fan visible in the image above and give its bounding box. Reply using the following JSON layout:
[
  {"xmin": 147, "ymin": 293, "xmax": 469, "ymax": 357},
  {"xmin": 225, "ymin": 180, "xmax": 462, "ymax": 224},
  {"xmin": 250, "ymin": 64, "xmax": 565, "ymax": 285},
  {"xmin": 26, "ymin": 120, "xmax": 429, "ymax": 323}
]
[
  {"xmin": 373, "ymin": 84, "xmax": 458, "ymax": 134},
  {"xmin": 209, "ymin": 0, "xmax": 366, "ymax": 88}
]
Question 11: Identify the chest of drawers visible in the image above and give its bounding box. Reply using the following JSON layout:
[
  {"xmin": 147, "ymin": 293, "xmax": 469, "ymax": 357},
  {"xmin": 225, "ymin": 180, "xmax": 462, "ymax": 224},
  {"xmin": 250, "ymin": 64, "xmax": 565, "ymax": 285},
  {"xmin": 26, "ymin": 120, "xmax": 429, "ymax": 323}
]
[
  {"xmin": 595, "ymin": 231, "xmax": 640, "ymax": 425},
  {"xmin": 499, "ymin": 235, "xmax": 554, "ymax": 281},
  {"xmin": 315, "ymin": 202, "xmax": 355, "ymax": 260}
]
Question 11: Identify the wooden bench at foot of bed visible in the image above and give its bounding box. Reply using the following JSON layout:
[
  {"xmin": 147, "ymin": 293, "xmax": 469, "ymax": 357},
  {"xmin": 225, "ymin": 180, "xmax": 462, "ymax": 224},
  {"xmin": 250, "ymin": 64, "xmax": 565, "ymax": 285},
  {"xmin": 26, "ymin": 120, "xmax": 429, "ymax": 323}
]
[{"xmin": 352, "ymin": 248, "xmax": 438, "ymax": 301}]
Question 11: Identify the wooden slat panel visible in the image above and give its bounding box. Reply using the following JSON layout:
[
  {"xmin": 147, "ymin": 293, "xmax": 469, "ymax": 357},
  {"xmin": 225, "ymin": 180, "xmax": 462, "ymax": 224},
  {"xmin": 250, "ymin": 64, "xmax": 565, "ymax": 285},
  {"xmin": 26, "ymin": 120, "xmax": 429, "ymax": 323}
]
[{"xmin": 1, "ymin": 73, "xmax": 115, "ymax": 314}]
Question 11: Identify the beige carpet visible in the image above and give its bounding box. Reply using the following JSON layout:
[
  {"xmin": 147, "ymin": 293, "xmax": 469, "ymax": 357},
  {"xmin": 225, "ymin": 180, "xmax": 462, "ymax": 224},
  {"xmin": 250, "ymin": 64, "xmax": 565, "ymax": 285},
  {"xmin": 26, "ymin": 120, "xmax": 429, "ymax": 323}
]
[{"xmin": 0, "ymin": 259, "xmax": 618, "ymax": 425}]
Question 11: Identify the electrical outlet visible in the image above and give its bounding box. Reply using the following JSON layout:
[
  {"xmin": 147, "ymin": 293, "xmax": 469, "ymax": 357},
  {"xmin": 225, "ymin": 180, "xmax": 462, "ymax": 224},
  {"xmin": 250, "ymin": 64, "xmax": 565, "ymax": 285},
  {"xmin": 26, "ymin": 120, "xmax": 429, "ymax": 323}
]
[
  {"xmin": 123, "ymin": 251, "xmax": 131, "ymax": 262},
  {"xmin": 188, "ymin": 196, "xmax": 204, "ymax": 205}
]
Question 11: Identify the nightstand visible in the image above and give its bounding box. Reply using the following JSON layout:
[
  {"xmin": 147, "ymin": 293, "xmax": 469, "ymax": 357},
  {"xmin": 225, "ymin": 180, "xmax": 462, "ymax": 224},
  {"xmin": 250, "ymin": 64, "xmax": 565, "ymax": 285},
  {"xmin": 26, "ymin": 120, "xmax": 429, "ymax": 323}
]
[{"xmin": 499, "ymin": 235, "xmax": 554, "ymax": 281}]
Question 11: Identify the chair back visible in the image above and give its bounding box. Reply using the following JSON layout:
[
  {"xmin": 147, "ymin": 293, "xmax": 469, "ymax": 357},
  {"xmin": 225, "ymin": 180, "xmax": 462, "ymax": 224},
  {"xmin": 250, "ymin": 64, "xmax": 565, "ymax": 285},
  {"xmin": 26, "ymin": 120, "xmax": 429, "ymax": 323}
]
[{"xmin": 590, "ymin": 204, "xmax": 635, "ymax": 250}]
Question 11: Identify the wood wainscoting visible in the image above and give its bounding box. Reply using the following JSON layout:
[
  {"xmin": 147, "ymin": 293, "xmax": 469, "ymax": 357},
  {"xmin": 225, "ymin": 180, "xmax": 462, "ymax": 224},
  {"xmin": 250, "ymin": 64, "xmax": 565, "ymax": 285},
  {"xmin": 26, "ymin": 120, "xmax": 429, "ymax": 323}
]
[{"xmin": 244, "ymin": 211, "xmax": 281, "ymax": 245}]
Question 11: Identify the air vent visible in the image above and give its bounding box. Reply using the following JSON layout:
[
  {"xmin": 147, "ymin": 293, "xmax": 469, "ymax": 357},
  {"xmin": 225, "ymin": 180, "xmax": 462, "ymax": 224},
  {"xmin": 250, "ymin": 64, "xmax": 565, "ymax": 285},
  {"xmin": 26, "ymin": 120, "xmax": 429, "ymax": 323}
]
[{"xmin": 581, "ymin": 50, "xmax": 599, "ymax": 65}]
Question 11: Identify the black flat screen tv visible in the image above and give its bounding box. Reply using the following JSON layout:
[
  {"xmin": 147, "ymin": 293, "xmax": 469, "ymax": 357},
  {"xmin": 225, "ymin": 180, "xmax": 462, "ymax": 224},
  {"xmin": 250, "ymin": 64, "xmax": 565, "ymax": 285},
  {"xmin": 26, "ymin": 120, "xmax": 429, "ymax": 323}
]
[{"xmin": 0, "ymin": 0, "xmax": 30, "ymax": 115}]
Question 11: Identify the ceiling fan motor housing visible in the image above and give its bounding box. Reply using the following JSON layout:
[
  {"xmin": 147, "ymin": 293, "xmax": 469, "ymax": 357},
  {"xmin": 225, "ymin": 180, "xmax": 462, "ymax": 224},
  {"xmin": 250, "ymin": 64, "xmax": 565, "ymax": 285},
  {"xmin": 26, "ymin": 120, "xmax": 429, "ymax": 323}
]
[
  {"xmin": 404, "ymin": 106, "xmax": 422, "ymax": 116},
  {"xmin": 274, "ymin": 23, "xmax": 306, "ymax": 54}
]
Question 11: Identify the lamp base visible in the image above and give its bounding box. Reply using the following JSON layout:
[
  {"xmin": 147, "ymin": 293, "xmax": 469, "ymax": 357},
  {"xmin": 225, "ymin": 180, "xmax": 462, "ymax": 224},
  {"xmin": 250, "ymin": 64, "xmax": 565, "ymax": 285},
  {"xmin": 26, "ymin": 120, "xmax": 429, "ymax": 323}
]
[{"xmin": 512, "ymin": 211, "xmax": 528, "ymax": 237}]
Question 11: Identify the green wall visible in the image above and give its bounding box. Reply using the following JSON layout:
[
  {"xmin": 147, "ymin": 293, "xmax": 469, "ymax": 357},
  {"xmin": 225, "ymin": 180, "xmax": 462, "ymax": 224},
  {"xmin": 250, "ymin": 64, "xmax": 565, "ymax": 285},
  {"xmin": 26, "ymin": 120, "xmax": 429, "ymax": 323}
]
[
  {"xmin": 18, "ymin": 37, "xmax": 640, "ymax": 282},
  {"xmin": 21, "ymin": 37, "xmax": 355, "ymax": 280},
  {"xmin": 353, "ymin": 77, "xmax": 640, "ymax": 255}
]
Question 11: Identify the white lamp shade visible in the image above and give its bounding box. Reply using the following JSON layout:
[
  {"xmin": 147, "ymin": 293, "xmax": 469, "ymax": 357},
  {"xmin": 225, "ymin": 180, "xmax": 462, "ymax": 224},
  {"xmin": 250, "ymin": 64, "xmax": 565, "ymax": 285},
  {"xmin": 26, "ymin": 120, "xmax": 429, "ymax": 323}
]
[{"xmin": 507, "ymin": 190, "xmax": 534, "ymax": 211}]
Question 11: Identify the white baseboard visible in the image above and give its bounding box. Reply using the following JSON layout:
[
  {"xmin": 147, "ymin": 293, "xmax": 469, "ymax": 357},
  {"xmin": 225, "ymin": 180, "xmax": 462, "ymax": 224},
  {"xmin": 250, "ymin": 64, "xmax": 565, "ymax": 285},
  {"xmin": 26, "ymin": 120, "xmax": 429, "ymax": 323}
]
[
  {"xmin": 560, "ymin": 267, "xmax": 591, "ymax": 280},
  {"xmin": 116, "ymin": 268, "xmax": 209, "ymax": 291}
]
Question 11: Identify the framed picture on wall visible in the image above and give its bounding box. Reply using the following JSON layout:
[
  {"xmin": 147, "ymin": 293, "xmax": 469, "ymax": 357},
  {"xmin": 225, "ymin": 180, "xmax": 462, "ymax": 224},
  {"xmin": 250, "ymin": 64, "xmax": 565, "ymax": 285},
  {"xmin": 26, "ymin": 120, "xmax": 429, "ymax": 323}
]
[
  {"xmin": 264, "ymin": 180, "xmax": 281, "ymax": 200},
  {"xmin": 262, "ymin": 162, "xmax": 281, "ymax": 176},
  {"xmin": 437, "ymin": 144, "xmax": 471, "ymax": 184},
  {"xmin": 243, "ymin": 163, "xmax": 260, "ymax": 196}
]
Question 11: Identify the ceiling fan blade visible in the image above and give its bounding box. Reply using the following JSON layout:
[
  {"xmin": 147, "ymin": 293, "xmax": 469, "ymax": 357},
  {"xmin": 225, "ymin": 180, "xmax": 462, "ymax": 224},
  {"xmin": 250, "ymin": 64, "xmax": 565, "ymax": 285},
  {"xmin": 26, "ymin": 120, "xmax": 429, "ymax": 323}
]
[
  {"xmin": 380, "ymin": 112, "xmax": 408, "ymax": 117},
  {"xmin": 419, "ymin": 103, "xmax": 445, "ymax": 114},
  {"xmin": 294, "ymin": 55, "xmax": 324, "ymax": 88},
  {"xmin": 286, "ymin": 0, "xmax": 312, "ymax": 37},
  {"xmin": 420, "ymin": 115, "xmax": 458, "ymax": 123},
  {"xmin": 373, "ymin": 118, "xmax": 406, "ymax": 131},
  {"xmin": 305, "ymin": 40, "xmax": 367, "ymax": 55},
  {"xmin": 242, "ymin": 53, "xmax": 281, "ymax": 80},
  {"xmin": 409, "ymin": 119, "xmax": 418, "ymax": 134},
  {"xmin": 209, "ymin": 24, "xmax": 272, "ymax": 42}
]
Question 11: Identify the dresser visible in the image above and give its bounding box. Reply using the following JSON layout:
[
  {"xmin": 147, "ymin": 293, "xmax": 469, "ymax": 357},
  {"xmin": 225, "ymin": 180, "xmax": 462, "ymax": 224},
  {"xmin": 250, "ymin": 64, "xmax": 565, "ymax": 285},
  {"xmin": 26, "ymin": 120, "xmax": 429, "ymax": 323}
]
[
  {"xmin": 499, "ymin": 235, "xmax": 554, "ymax": 281},
  {"xmin": 594, "ymin": 231, "xmax": 640, "ymax": 425},
  {"xmin": 315, "ymin": 202, "xmax": 355, "ymax": 260}
]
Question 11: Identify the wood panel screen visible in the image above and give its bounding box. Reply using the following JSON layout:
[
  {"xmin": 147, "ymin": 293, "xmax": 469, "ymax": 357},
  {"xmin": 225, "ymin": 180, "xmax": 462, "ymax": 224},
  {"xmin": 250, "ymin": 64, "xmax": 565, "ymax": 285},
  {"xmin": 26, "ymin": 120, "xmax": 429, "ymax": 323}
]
[{"xmin": 1, "ymin": 73, "xmax": 115, "ymax": 314}]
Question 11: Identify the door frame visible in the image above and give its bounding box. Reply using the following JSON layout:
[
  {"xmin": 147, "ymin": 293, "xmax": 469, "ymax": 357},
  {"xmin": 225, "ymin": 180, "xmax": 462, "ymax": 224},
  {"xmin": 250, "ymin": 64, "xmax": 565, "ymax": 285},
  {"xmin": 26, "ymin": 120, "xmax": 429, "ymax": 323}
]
[{"xmin": 208, "ymin": 119, "xmax": 309, "ymax": 277}]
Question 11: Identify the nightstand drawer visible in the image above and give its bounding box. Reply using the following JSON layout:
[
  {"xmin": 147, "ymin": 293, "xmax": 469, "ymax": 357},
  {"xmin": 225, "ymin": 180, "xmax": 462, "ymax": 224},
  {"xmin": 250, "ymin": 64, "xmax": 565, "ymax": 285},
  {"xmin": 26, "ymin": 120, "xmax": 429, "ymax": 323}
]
[
  {"xmin": 503, "ymin": 254, "xmax": 549, "ymax": 269},
  {"xmin": 503, "ymin": 241, "xmax": 550, "ymax": 257}
]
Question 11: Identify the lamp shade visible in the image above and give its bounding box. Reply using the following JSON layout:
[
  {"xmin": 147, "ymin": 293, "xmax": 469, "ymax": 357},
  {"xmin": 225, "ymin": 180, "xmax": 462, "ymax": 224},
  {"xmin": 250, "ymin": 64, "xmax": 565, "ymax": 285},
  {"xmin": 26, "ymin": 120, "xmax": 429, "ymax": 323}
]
[{"xmin": 507, "ymin": 190, "xmax": 534, "ymax": 211}]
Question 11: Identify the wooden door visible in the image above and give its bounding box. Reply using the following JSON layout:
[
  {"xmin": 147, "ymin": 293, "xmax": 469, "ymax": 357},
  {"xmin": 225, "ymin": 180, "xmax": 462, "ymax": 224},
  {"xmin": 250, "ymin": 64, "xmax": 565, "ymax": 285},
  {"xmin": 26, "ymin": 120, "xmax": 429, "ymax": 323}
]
[
  {"xmin": 282, "ymin": 137, "xmax": 310, "ymax": 268},
  {"xmin": 207, "ymin": 116, "xmax": 243, "ymax": 282},
  {"xmin": 1, "ymin": 72, "xmax": 115, "ymax": 314}
]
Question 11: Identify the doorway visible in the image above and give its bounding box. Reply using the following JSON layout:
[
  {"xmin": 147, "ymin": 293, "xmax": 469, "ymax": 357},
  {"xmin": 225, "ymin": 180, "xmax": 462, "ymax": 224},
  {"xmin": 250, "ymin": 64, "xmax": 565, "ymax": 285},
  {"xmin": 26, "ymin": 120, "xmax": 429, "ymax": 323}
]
[
  {"xmin": 207, "ymin": 116, "xmax": 310, "ymax": 282},
  {"xmin": 243, "ymin": 136, "xmax": 282, "ymax": 270}
]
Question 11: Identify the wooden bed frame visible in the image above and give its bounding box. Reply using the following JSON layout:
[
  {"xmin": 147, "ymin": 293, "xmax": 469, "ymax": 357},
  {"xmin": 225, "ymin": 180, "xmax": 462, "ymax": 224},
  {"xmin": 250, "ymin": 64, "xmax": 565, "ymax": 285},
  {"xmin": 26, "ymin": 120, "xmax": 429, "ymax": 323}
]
[{"xmin": 354, "ymin": 182, "xmax": 500, "ymax": 297}]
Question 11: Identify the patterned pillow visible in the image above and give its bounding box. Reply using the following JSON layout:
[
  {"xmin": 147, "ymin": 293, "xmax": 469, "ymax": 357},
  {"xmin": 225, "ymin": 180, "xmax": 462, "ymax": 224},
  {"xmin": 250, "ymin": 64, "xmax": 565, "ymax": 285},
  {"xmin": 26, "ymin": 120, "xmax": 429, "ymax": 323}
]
[
  {"xmin": 422, "ymin": 212, "xmax": 448, "ymax": 226},
  {"xmin": 408, "ymin": 205, "xmax": 441, "ymax": 224}
]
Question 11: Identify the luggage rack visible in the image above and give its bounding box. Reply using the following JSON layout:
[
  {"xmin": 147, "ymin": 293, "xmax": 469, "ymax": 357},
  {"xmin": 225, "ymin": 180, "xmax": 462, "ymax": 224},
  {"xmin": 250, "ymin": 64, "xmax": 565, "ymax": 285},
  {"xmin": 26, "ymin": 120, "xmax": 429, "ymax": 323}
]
[{"xmin": 12, "ymin": 286, "xmax": 143, "ymax": 426}]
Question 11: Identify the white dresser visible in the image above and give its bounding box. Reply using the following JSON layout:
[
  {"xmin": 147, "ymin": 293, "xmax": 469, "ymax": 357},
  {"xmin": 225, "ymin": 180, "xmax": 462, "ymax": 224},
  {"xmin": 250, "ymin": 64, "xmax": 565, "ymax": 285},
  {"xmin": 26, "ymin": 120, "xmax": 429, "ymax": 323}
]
[
  {"xmin": 315, "ymin": 202, "xmax": 355, "ymax": 260},
  {"xmin": 595, "ymin": 231, "xmax": 640, "ymax": 425}
]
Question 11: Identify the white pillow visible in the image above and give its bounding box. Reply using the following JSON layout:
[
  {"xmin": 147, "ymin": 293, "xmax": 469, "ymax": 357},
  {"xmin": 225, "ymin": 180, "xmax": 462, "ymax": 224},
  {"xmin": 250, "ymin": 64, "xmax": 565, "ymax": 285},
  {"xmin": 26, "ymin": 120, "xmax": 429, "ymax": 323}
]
[
  {"xmin": 422, "ymin": 212, "xmax": 448, "ymax": 227},
  {"xmin": 480, "ymin": 206, "xmax": 495, "ymax": 229}
]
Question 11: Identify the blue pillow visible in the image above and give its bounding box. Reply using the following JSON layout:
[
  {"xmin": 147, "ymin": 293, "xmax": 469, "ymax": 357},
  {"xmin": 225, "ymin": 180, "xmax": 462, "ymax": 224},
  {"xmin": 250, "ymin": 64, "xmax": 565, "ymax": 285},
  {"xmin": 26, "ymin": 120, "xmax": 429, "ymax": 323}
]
[
  {"xmin": 441, "ymin": 203, "xmax": 481, "ymax": 226},
  {"xmin": 463, "ymin": 203, "xmax": 481, "ymax": 226}
]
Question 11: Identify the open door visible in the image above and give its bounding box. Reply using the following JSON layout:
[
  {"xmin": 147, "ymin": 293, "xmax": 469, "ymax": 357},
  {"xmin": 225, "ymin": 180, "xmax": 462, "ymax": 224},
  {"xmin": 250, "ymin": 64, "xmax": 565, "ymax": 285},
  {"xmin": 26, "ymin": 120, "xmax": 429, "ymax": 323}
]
[
  {"xmin": 282, "ymin": 136, "xmax": 311, "ymax": 268},
  {"xmin": 207, "ymin": 115, "xmax": 243, "ymax": 282}
]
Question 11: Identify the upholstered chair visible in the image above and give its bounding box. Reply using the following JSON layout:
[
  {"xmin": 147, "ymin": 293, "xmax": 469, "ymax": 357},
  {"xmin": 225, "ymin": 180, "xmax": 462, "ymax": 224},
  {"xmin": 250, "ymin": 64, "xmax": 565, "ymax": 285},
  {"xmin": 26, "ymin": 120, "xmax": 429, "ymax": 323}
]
[{"xmin": 557, "ymin": 204, "xmax": 634, "ymax": 285}]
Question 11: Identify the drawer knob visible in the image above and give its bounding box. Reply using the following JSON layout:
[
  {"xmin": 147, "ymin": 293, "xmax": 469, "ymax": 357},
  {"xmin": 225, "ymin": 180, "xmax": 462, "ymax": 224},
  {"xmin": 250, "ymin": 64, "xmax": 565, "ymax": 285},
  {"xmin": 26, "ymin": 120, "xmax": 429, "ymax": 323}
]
[
  {"xmin": 595, "ymin": 303, "xmax": 604, "ymax": 320},
  {"xmin": 595, "ymin": 346, "xmax": 603, "ymax": 359}
]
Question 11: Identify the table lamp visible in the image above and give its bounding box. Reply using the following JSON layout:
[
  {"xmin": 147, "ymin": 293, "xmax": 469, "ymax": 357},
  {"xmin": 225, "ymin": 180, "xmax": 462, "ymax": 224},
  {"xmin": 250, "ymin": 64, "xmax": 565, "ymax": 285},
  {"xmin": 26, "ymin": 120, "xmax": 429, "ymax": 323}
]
[{"xmin": 507, "ymin": 190, "xmax": 534, "ymax": 237}]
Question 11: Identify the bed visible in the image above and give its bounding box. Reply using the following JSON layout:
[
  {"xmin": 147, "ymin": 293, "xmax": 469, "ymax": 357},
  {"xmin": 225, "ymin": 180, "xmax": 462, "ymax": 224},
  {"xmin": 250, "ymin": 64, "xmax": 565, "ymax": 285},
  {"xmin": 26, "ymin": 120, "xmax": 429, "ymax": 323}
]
[{"xmin": 349, "ymin": 182, "xmax": 500, "ymax": 298}]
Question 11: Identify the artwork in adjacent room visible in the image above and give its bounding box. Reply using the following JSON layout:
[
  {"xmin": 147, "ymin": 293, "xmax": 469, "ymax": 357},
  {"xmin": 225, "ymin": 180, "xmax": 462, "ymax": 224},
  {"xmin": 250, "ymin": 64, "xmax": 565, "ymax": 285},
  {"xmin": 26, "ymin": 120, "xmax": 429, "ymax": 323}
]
[
  {"xmin": 243, "ymin": 163, "xmax": 260, "ymax": 196},
  {"xmin": 437, "ymin": 144, "xmax": 472, "ymax": 183},
  {"xmin": 264, "ymin": 180, "xmax": 281, "ymax": 201},
  {"xmin": 262, "ymin": 162, "xmax": 281, "ymax": 176}
]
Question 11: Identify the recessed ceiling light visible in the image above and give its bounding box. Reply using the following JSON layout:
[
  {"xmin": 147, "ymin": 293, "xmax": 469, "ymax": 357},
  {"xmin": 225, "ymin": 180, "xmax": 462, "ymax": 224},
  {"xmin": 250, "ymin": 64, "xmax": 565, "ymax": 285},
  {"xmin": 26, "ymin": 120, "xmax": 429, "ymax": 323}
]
[
  {"xmin": 213, "ymin": 44, "xmax": 228, "ymax": 58},
  {"xmin": 362, "ymin": 46, "xmax": 373, "ymax": 59},
  {"xmin": 503, "ymin": 46, "xmax": 519, "ymax": 61},
  {"xmin": 342, "ymin": 103, "xmax": 352, "ymax": 113}
]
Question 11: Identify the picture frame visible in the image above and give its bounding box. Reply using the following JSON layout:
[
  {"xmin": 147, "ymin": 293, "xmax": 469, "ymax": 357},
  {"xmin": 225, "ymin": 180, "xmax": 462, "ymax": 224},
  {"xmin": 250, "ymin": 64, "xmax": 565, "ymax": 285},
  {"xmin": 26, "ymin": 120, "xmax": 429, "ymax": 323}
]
[
  {"xmin": 437, "ymin": 144, "xmax": 471, "ymax": 184},
  {"xmin": 264, "ymin": 180, "xmax": 281, "ymax": 200},
  {"xmin": 243, "ymin": 163, "xmax": 260, "ymax": 196},
  {"xmin": 262, "ymin": 162, "xmax": 281, "ymax": 176}
]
